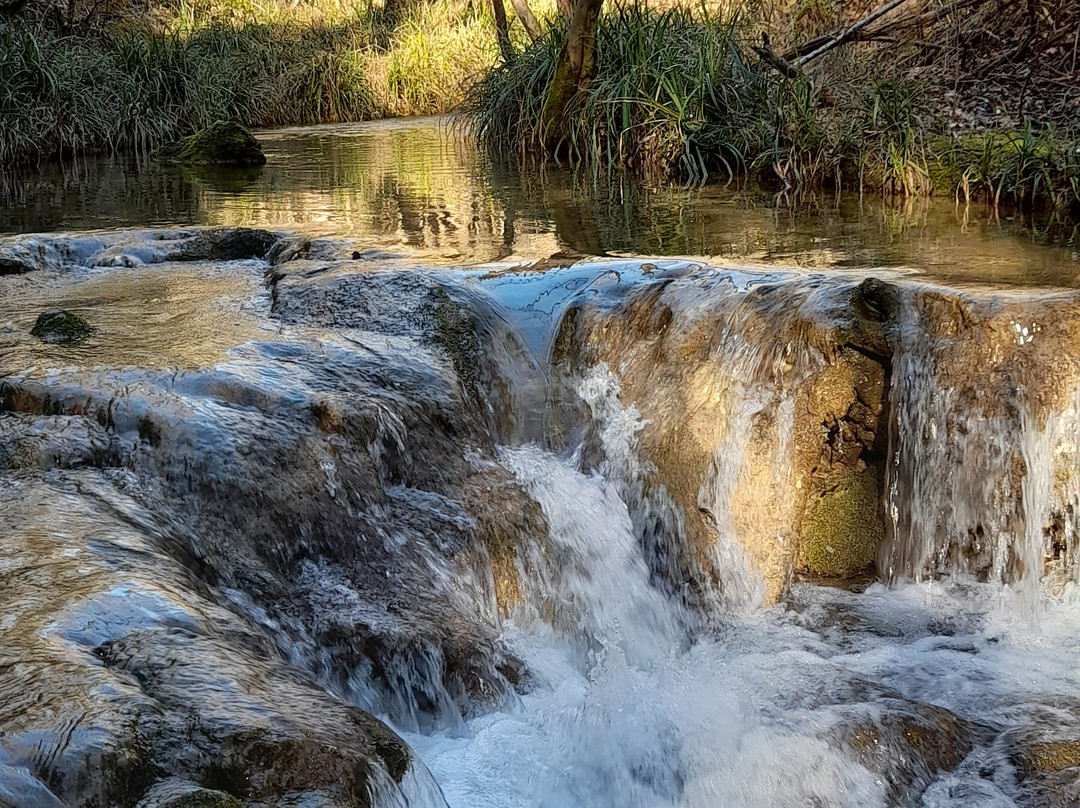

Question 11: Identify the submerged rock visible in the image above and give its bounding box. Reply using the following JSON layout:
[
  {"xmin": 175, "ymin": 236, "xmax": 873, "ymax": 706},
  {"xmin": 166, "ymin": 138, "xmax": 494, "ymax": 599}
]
[
  {"xmin": 0, "ymin": 255, "xmax": 35, "ymax": 275},
  {"xmin": 136, "ymin": 779, "xmax": 243, "ymax": 808},
  {"xmin": 30, "ymin": 309, "xmax": 94, "ymax": 344},
  {"xmin": 158, "ymin": 122, "xmax": 267, "ymax": 167},
  {"xmin": 1017, "ymin": 739, "xmax": 1080, "ymax": 773},
  {"xmin": 834, "ymin": 699, "xmax": 976, "ymax": 806},
  {"xmin": 2, "ymin": 256, "xmax": 554, "ymax": 747}
]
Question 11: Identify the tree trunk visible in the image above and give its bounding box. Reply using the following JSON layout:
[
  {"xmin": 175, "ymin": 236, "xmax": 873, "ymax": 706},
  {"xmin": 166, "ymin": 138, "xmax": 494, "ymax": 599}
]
[
  {"xmin": 539, "ymin": 0, "xmax": 603, "ymax": 149},
  {"xmin": 555, "ymin": 0, "xmax": 572, "ymax": 18},
  {"xmin": 492, "ymin": 0, "xmax": 515, "ymax": 63},
  {"xmin": 508, "ymin": 0, "xmax": 543, "ymax": 41}
]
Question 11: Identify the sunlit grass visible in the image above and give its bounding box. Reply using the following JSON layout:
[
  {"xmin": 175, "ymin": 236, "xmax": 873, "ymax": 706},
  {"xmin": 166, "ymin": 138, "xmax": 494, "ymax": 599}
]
[
  {"xmin": 0, "ymin": 0, "xmax": 507, "ymax": 163},
  {"xmin": 460, "ymin": 3, "xmax": 1080, "ymax": 208}
]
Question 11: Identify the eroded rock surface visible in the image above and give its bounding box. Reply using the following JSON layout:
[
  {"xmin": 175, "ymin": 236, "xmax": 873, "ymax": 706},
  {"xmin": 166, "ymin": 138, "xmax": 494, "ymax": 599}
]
[
  {"xmin": 6, "ymin": 233, "xmax": 1080, "ymax": 804},
  {"xmin": 0, "ymin": 478, "xmax": 425, "ymax": 807},
  {"xmin": 551, "ymin": 268, "xmax": 894, "ymax": 607}
]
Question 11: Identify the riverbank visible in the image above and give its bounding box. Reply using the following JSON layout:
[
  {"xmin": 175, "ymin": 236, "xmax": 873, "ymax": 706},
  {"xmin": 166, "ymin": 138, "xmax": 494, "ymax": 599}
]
[
  {"xmin": 2, "ymin": 0, "xmax": 1078, "ymax": 212},
  {"xmin": 0, "ymin": 0, "xmax": 508, "ymax": 164},
  {"xmin": 463, "ymin": 1, "xmax": 1080, "ymax": 210}
]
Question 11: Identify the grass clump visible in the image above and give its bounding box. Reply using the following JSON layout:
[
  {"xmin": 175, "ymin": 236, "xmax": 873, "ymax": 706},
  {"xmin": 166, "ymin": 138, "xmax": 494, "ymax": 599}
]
[
  {"xmin": 931, "ymin": 128, "xmax": 1080, "ymax": 210},
  {"xmin": 462, "ymin": 6, "xmax": 771, "ymax": 180},
  {"xmin": 461, "ymin": 2, "xmax": 1080, "ymax": 210},
  {"xmin": 0, "ymin": 0, "xmax": 504, "ymax": 164},
  {"xmin": 461, "ymin": 6, "xmax": 940, "ymax": 188}
]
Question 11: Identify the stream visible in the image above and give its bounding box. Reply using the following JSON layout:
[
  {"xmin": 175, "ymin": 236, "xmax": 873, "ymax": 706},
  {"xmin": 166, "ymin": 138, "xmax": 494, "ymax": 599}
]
[{"xmin": 1, "ymin": 117, "xmax": 1080, "ymax": 808}]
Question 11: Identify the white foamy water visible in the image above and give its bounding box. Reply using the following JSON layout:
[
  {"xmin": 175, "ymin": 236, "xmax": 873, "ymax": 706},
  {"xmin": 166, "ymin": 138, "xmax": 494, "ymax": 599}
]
[
  {"xmin": 403, "ymin": 433, "xmax": 1080, "ymax": 807},
  {"xmin": 392, "ymin": 331, "xmax": 1080, "ymax": 808}
]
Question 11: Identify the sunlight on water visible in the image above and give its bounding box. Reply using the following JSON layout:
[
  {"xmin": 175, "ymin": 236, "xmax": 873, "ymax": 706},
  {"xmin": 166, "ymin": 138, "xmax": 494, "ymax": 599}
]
[
  {"xmin": 1, "ymin": 117, "xmax": 1077, "ymax": 286},
  {"xmin": 3, "ymin": 121, "xmax": 1080, "ymax": 807}
]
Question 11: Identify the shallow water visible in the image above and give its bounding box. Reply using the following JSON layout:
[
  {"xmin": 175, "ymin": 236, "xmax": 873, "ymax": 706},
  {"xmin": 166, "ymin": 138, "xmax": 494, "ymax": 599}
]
[
  {"xmin": 3, "ymin": 119, "xmax": 1080, "ymax": 808},
  {"xmin": 2, "ymin": 117, "xmax": 1077, "ymax": 286}
]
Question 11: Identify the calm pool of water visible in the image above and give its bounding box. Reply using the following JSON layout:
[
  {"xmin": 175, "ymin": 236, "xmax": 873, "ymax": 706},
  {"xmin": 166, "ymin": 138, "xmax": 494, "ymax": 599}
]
[{"xmin": 1, "ymin": 116, "xmax": 1078, "ymax": 286}]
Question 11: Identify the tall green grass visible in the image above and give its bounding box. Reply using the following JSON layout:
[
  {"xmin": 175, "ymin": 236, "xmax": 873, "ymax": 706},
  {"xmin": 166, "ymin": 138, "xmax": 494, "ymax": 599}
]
[
  {"xmin": 461, "ymin": 4, "xmax": 1080, "ymax": 208},
  {"xmin": 0, "ymin": 0, "xmax": 501, "ymax": 164},
  {"xmin": 462, "ymin": 6, "xmax": 772, "ymax": 179},
  {"xmin": 931, "ymin": 128, "xmax": 1080, "ymax": 210}
]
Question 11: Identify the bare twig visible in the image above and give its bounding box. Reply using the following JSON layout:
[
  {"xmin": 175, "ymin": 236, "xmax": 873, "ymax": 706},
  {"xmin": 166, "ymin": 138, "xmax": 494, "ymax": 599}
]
[
  {"xmin": 792, "ymin": 0, "xmax": 912, "ymax": 69},
  {"xmin": 1072, "ymin": 19, "xmax": 1079, "ymax": 74}
]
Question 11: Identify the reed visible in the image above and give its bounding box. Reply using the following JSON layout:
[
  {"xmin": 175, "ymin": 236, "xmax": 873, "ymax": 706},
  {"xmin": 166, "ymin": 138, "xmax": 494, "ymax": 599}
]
[
  {"xmin": 460, "ymin": 3, "xmax": 1079, "ymax": 208},
  {"xmin": 0, "ymin": 0, "xmax": 501, "ymax": 164}
]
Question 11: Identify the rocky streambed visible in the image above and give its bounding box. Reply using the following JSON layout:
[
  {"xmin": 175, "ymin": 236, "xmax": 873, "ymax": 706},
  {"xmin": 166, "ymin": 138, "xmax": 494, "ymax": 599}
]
[{"xmin": 2, "ymin": 227, "xmax": 1080, "ymax": 807}]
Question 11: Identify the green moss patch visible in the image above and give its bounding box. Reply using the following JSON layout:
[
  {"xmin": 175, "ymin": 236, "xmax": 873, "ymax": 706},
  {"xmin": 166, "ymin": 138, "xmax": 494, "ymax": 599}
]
[
  {"xmin": 158, "ymin": 121, "xmax": 267, "ymax": 167},
  {"xmin": 801, "ymin": 466, "xmax": 883, "ymax": 579}
]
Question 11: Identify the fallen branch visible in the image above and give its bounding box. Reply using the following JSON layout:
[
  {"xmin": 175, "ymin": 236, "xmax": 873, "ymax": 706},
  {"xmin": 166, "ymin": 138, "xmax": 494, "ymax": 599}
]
[
  {"xmin": 758, "ymin": 0, "xmax": 921, "ymax": 77},
  {"xmin": 752, "ymin": 33, "xmax": 799, "ymax": 78},
  {"xmin": 792, "ymin": 0, "xmax": 912, "ymax": 69}
]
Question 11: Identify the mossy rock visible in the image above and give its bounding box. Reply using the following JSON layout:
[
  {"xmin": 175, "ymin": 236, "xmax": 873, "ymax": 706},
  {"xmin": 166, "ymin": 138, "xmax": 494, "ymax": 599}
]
[
  {"xmin": 801, "ymin": 466, "xmax": 883, "ymax": 579},
  {"xmin": 30, "ymin": 309, "xmax": 94, "ymax": 344},
  {"xmin": 1016, "ymin": 739, "xmax": 1080, "ymax": 774},
  {"xmin": 158, "ymin": 122, "xmax": 267, "ymax": 167}
]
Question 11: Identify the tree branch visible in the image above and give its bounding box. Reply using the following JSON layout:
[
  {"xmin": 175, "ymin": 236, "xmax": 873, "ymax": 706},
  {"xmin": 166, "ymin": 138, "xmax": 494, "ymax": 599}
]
[{"xmin": 791, "ymin": 0, "xmax": 911, "ymax": 69}]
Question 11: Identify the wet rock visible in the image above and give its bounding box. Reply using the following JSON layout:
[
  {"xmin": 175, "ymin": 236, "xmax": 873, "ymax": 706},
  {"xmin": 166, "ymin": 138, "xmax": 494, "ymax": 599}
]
[
  {"xmin": 158, "ymin": 122, "xmax": 267, "ymax": 167},
  {"xmin": 176, "ymin": 228, "xmax": 278, "ymax": 262},
  {"xmin": 0, "ymin": 478, "xmax": 429, "ymax": 808},
  {"xmin": 1, "ymin": 281, "xmax": 547, "ymax": 732},
  {"xmin": 879, "ymin": 285, "xmax": 1080, "ymax": 583},
  {"xmin": 268, "ymin": 262, "xmax": 546, "ymax": 442},
  {"xmin": 1016, "ymin": 739, "xmax": 1080, "ymax": 773},
  {"xmin": 137, "ymin": 779, "xmax": 243, "ymax": 808},
  {"xmin": 0, "ymin": 414, "xmax": 115, "ymax": 470},
  {"xmin": 552, "ymin": 267, "xmax": 893, "ymax": 607},
  {"xmin": 30, "ymin": 309, "xmax": 94, "ymax": 344},
  {"xmin": 1003, "ymin": 722, "xmax": 1080, "ymax": 808},
  {"xmin": 833, "ymin": 699, "xmax": 975, "ymax": 806},
  {"xmin": 0, "ymin": 238, "xmax": 73, "ymax": 275},
  {"xmin": 844, "ymin": 276, "xmax": 901, "ymax": 359},
  {"xmin": 0, "ymin": 255, "xmax": 35, "ymax": 275}
]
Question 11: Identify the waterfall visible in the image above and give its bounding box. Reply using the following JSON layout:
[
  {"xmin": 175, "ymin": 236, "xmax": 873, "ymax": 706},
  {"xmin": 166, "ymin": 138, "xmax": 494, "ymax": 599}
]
[
  {"xmin": 407, "ymin": 438, "xmax": 889, "ymax": 808},
  {"xmin": 881, "ymin": 288, "xmax": 1080, "ymax": 598},
  {"xmin": 6, "ymin": 228, "xmax": 1080, "ymax": 807}
]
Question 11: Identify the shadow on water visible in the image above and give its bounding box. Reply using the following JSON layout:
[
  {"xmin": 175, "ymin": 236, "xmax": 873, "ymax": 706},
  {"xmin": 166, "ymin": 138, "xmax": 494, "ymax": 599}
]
[{"xmin": 1, "ymin": 116, "xmax": 1078, "ymax": 286}]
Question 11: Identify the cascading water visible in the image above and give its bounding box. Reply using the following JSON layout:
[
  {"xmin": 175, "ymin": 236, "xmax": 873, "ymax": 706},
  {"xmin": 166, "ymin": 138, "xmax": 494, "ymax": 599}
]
[
  {"xmin": 406, "ymin": 385, "xmax": 1080, "ymax": 808},
  {"xmin": 881, "ymin": 287, "xmax": 1080, "ymax": 601},
  {"xmin": 4, "ymin": 226, "xmax": 1080, "ymax": 807}
]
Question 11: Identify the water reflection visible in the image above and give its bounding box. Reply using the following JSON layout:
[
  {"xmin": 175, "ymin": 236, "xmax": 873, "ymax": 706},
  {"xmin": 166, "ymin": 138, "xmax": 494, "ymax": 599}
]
[
  {"xmin": 1, "ymin": 116, "xmax": 1077, "ymax": 285},
  {"xmin": 0, "ymin": 264, "xmax": 272, "ymax": 373}
]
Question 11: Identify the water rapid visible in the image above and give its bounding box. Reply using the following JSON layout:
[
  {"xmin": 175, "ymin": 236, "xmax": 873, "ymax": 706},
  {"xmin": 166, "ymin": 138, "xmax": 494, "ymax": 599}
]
[{"xmin": 2, "ymin": 223, "xmax": 1080, "ymax": 807}]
